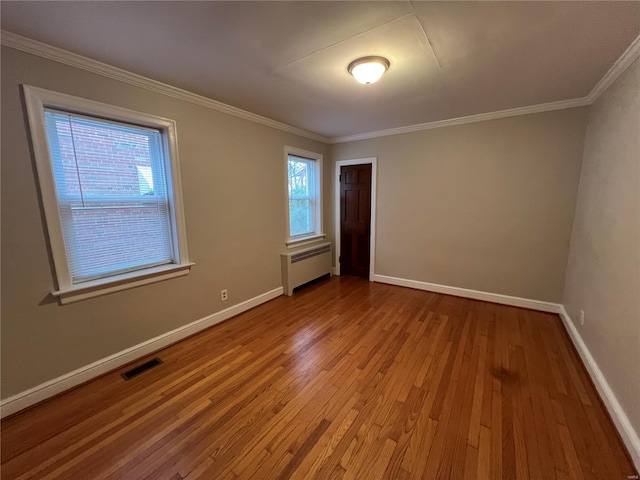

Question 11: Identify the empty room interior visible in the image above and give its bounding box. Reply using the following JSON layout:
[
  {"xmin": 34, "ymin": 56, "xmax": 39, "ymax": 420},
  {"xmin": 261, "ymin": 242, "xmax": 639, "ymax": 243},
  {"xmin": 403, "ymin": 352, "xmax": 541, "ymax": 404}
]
[{"xmin": 1, "ymin": 1, "xmax": 639, "ymax": 479}]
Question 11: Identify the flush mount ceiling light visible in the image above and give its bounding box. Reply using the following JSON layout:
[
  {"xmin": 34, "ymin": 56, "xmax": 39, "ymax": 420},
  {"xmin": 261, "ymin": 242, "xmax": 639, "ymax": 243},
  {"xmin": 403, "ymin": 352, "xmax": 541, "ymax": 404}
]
[{"xmin": 347, "ymin": 56, "xmax": 390, "ymax": 85}]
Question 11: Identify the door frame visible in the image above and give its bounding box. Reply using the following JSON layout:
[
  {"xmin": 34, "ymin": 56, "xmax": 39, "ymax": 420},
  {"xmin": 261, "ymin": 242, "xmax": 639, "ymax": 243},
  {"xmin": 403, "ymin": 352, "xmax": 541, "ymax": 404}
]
[{"xmin": 334, "ymin": 157, "xmax": 377, "ymax": 281}]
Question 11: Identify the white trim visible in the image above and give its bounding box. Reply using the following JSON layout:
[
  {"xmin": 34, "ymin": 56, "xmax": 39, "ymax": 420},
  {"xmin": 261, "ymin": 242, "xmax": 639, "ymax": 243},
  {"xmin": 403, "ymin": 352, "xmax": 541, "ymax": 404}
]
[
  {"xmin": 284, "ymin": 146, "xmax": 324, "ymax": 244},
  {"xmin": 1, "ymin": 31, "xmax": 328, "ymax": 144},
  {"xmin": 285, "ymin": 234, "xmax": 327, "ymax": 249},
  {"xmin": 3, "ymin": 30, "xmax": 639, "ymax": 145},
  {"xmin": 372, "ymin": 274, "xmax": 561, "ymax": 313},
  {"xmin": 369, "ymin": 271, "xmax": 640, "ymax": 469},
  {"xmin": 23, "ymin": 85, "xmax": 192, "ymax": 302},
  {"xmin": 0, "ymin": 286, "xmax": 283, "ymax": 418},
  {"xmin": 5, "ymin": 30, "xmax": 640, "ymax": 148},
  {"xmin": 329, "ymin": 34, "xmax": 640, "ymax": 144},
  {"xmin": 329, "ymin": 98, "xmax": 589, "ymax": 144},
  {"xmin": 335, "ymin": 157, "xmax": 377, "ymax": 281},
  {"xmin": 53, "ymin": 263, "xmax": 194, "ymax": 304},
  {"xmin": 558, "ymin": 306, "xmax": 640, "ymax": 471},
  {"xmin": 587, "ymin": 34, "xmax": 640, "ymax": 103},
  {"xmin": 23, "ymin": 86, "xmax": 72, "ymax": 287}
]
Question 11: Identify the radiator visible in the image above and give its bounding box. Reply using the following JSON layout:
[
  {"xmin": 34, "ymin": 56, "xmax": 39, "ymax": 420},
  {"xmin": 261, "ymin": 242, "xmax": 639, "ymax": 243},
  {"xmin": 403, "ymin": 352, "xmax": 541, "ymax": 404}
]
[{"xmin": 281, "ymin": 242, "xmax": 332, "ymax": 296}]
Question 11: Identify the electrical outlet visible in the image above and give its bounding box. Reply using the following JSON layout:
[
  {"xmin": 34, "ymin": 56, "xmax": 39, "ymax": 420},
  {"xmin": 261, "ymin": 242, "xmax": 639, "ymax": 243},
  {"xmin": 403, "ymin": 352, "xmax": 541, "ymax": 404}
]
[
  {"xmin": 221, "ymin": 289, "xmax": 228, "ymax": 301},
  {"xmin": 580, "ymin": 310, "xmax": 585, "ymax": 326}
]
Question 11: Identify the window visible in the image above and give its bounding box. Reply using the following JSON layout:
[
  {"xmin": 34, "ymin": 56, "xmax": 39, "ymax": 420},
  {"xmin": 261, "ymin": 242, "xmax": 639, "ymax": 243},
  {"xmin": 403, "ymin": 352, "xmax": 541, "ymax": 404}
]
[
  {"xmin": 285, "ymin": 146, "xmax": 323, "ymax": 246},
  {"xmin": 24, "ymin": 86, "xmax": 191, "ymax": 303}
]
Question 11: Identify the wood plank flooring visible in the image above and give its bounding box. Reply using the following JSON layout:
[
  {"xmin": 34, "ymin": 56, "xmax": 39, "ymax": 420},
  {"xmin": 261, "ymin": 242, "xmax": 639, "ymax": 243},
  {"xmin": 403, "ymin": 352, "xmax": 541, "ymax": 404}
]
[{"xmin": 1, "ymin": 276, "xmax": 636, "ymax": 479}]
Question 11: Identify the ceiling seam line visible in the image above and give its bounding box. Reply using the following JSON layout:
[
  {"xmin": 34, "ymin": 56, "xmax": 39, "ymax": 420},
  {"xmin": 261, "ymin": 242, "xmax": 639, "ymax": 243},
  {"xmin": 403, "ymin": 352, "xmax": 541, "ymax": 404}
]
[
  {"xmin": 281, "ymin": 12, "xmax": 415, "ymax": 68},
  {"xmin": 409, "ymin": 2, "xmax": 443, "ymax": 70},
  {"xmin": 0, "ymin": 31, "xmax": 330, "ymax": 143},
  {"xmin": 4, "ymin": 25, "xmax": 638, "ymax": 143}
]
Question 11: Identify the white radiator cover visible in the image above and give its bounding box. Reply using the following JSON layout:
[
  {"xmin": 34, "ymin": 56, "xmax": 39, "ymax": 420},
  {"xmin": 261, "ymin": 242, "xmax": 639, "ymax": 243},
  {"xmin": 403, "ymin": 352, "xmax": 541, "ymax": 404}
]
[{"xmin": 281, "ymin": 242, "xmax": 332, "ymax": 295}]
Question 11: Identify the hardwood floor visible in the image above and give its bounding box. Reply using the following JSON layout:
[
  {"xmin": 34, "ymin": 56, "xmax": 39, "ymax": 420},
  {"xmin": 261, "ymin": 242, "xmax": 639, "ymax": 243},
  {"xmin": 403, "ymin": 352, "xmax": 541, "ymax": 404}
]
[{"xmin": 1, "ymin": 276, "xmax": 636, "ymax": 479}]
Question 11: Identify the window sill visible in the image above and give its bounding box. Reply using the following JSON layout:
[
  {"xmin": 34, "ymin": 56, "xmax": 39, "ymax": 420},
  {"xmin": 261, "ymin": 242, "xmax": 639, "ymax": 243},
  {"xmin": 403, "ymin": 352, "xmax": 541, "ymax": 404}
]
[
  {"xmin": 52, "ymin": 262, "xmax": 195, "ymax": 304},
  {"xmin": 286, "ymin": 234, "xmax": 326, "ymax": 249}
]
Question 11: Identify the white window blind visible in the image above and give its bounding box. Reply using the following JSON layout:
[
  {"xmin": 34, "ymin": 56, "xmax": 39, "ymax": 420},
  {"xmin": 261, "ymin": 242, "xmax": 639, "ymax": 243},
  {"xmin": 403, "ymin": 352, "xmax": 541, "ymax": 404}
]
[
  {"xmin": 287, "ymin": 155, "xmax": 317, "ymax": 238},
  {"xmin": 44, "ymin": 109, "xmax": 175, "ymax": 283}
]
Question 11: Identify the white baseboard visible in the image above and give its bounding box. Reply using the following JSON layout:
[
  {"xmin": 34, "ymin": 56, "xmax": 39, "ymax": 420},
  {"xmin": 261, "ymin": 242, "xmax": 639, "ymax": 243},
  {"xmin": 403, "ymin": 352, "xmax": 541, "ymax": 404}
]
[
  {"xmin": 372, "ymin": 274, "xmax": 562, "ymax": 313},
  {"xmin": 0, "ymin": 287, "xmax": 283, "ymax": 418},
  {"xmin": 558, "ymin": 306, "xmax": 640, "ymax": 471},
  {"xmin": 371, "ymin": 274, "xmax": 638, "ymax": 469}
]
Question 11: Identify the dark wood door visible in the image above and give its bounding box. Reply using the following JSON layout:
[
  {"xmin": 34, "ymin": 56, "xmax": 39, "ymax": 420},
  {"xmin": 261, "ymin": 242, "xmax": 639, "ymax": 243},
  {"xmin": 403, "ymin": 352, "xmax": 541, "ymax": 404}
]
[{"xmin": 340, "ymin": 164, "xmax": 372, "ymax": 279}]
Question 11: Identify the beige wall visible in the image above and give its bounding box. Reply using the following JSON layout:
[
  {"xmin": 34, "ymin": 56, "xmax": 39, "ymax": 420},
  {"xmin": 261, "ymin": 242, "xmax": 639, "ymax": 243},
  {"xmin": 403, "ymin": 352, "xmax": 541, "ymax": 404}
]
[
  {"xmin": 5, "ymin": 41, "xmax": 632, "ymax": 426},
  {"xmin": 0, "ymin": 46, "xmax": 331, "ymax": 398},
  {"xmin": 563, "ymin": 58, "xmax": 640, "ymax": 434},
  {"xmin": 331, "ymin": 108, "xmax": 590, "ymax": 302}
]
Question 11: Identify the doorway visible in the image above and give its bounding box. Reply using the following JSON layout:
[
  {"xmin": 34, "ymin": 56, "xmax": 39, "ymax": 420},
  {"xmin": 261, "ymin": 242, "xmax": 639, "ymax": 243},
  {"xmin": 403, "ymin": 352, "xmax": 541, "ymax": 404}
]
[{"xmin": 334, "ymin": 158, "xmax": 377, "ymax": 280}]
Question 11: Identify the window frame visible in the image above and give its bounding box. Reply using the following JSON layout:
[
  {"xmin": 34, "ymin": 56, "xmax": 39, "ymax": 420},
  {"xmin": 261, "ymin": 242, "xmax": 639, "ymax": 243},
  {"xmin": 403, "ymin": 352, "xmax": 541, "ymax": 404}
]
[
  {"xmin": 284, "ymin": 146, "xmax": 324, "ymax": 248},
  {"xmin": 24, "ymin": 85, "xmax": 192, "ymax": 304}
]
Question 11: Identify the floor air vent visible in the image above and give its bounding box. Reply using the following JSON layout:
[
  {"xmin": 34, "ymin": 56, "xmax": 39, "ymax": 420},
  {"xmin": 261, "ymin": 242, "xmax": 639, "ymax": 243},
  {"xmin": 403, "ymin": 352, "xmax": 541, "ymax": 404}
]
[{"xmin": 121, "ymin": 358, "xmax": 163, "ymax": 380}]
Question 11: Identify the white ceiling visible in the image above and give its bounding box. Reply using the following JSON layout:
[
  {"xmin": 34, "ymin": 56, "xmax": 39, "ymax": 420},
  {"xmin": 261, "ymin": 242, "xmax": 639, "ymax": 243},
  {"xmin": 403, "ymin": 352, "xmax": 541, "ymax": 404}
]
[{"xmin": 2, "ymin": 1, "xmax": 640, "ymax": 139}]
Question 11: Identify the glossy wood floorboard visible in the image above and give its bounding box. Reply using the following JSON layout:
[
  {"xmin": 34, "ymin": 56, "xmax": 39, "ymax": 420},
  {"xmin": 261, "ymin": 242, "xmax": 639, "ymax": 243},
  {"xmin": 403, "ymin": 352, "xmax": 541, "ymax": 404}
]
[{"xmin": 1, "ymin": 277, "xmax": 635, "ymax": 479}]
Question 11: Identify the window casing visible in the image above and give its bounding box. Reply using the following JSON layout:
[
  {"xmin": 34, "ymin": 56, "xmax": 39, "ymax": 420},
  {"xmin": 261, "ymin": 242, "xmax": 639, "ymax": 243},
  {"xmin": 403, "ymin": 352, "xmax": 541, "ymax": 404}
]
[
  {"xmin": 285, "ymin": 146, "xmax": 323, "ymax": 246},
  {"xmin": 24, "ymin": 86, "xmax": 192, "ymax": 303}
]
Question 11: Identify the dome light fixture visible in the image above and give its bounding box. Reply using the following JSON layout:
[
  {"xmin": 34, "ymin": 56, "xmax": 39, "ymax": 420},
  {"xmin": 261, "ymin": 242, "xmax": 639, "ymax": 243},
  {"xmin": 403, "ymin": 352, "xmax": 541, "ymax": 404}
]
[{"xmin": 347, "ymin": 56, "xmax": 390, "ymax": 85}]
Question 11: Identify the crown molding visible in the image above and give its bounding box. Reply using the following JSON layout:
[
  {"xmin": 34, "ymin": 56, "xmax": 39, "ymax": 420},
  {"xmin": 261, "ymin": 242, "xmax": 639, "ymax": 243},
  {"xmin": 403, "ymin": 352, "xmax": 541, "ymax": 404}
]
[
  {"xmin": 330, "ymin": 34, "xmax": 640, "ymax": 144},
  {"xmin": 0, "ymin": 31, "xmax": 330, "ymax": 144},
  {"xmin": 3, "ymin": 29, "xmax": 639, "ymax": 146},
  {"xmin": 329, "ymin": 97, "xmax": 590, "ymax": 144},
  {"xmin": 587, "ymin": 33, "xmax": 640, "ymax": 103}
]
